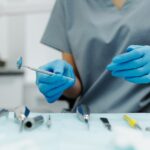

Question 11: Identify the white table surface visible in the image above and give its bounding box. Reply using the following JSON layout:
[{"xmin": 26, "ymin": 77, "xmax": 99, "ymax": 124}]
[{"xmin": 0, "ymin": 113, "xmax": 150, "ymax": 150}]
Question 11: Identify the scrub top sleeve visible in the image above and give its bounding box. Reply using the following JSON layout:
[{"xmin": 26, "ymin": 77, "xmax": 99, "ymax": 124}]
[{"xmin": 41, "ymin": 0, "xmax": 71, "ymax": 53}]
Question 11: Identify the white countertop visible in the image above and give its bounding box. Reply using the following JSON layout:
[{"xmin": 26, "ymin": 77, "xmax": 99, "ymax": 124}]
[{"xmin": 0, "ymin": 113, "xmax": 150, "ymax": 150}]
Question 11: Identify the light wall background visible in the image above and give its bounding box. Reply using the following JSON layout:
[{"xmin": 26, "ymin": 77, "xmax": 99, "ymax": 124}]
[{"xmin": 0, "ymin": 0, "xmax": 68, "ymax": 112}]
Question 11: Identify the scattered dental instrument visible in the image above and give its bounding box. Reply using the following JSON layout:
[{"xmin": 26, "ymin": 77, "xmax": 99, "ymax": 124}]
[
  {"xmin": 46, "ymin": 115, "xmax": 51, "ymax": 128},
  {"xmin": 145, "ymin": 127, "xmax": 150, "ymax": 132},
  {"xmin": 0, "ymin": 109, "xmax": 9, "ymax": 118},
  {"xmin": 16, "ymin": 56, "xmax": 74, "ymax": 81},
  {"xmin": 24, "ymin": 115, "xmax": 44, "ymax": 130},
  {"xmin": 100, "ymin": 117, "xmax": 112, "ymax": 131},
  {"xmin": 14, "ymin": 106, "xmax": 30, "ymax": 132},
  {"xmin": 123, "ymin": 115, "xmax": 142, "ymax": 130},
  {"xmin": 76, "ymin": 104, "xmax": 90, "ymax": 130}
]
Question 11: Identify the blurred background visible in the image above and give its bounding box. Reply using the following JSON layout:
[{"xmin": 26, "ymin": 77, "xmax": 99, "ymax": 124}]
[{"xmin": 0, "ymin": 0, "xmax": 69, "ymax": 112}]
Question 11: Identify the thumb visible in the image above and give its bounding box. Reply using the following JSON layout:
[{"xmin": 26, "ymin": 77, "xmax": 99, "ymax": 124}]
[
  {"xmin": 40, "ymin": 60, "xmax": 65, "ymax": 75},
  {"xmin": 53, "ymin": 61, "xmax": 65, "ymax": 75},
  {"xmin": 126, "ymin": 45, "xmax": 142, "ymax": 52}
]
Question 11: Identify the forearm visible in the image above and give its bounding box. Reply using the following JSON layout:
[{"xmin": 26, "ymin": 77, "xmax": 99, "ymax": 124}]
[
  {"xmin": 62, "ymin": 52, "xmax": 82, "ymax": 99},
  {"xmin": 63, "ymin": 77, "xmax": 82, "ymax": 99}
]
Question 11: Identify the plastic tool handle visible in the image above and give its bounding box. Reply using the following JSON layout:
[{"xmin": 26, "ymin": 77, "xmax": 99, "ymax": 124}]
[
  {"xmin": 123, "ymin": 115, "xmax": 137, "ymax": 128},
  {"xmin": 77, "ymin": 104, "xmax": 90, "ymax": 120},
  {"xmin": 76, "ymin": 104, "xmax": 90, "ymax": 126},
  {"xmin": 76, "ymin": 104, "xmax": 90, "ymax": 130}
]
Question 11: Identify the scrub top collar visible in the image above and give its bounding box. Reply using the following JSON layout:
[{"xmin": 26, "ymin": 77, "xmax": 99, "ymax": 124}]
[{"xmin": 102, "ymin": 0, "xmax": 131, "ymax": 12}]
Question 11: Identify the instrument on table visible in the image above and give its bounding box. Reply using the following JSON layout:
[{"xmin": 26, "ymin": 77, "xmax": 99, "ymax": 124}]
[
  {"xmin": 123, "ymin": 115, "xmax": 142, "ymax": 130},
  {"xmin": 24, "ymin": 115, "xmax": 44, "ymax": 130},
  {"xmin": 76, "ymin": 104, "xmax": 90, "ymax": 130},
  {"xmin": 100, "ymin": 117, "xmax": 112, "ymax": 131}
]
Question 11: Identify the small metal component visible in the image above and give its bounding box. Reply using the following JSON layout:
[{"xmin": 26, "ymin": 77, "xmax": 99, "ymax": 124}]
[
  {"xmin": 14, "ymin": 106, "xmax": 30, "ymax": 132},
  {"xmin": 135, "ymin": 124, "xmax": 142, "ymax": 130},
  {"xmin": 145, "ymin": 127, "xmax": 150, "ymax": 131},
  {"xmin": 0, "ymin": 109, "xmax": 9, "ymax": 118},
  {"xmin": 16, "ymin": 56, "xmax": 74, "ymax": 81},
  {"xmin": 100, "ymin": 117, "xmax": 112, "ymax": 131},
  {"xmin": 24, "ymin": 115, "xmax": 44, "ymax": 130},
  {"xmin": 14, "ymin": 106, "xmax": 30, "ymax": 122},
  {"xmin": 46, "ymin": 115, "xmax": 51, "ymax": 128},
  {"xmin": 76, "ymin": 104, "xmax": 90, "ymax": 130}
]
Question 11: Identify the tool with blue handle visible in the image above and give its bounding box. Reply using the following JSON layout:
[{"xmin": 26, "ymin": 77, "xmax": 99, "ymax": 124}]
[{"xmin": 76, "ymin": 104, "xmax": 90, "ymax": 130}]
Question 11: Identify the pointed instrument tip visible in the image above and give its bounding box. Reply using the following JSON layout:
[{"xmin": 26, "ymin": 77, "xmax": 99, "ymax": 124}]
[
  {"xmin": 136, "ymin": 124, "xmax": 142, "ymax": 130},
  {"xmin": 16, "ymin": 56, "xmax": 23, "ymax": 69},
  {"xmin": 85, "ymin": 119, "xmax": 89, "ymax": 130}
]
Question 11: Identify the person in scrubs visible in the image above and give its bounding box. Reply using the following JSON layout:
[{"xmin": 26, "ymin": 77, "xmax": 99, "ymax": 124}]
[{"xmin": 36, "ymin": 0, "xmax": 150, "ymax": 113}]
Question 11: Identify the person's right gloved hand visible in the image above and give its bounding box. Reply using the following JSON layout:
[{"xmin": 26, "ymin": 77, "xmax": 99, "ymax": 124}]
[{"xmin": 36, "ymin": 60, "xmax": 76, "ymax": 103}]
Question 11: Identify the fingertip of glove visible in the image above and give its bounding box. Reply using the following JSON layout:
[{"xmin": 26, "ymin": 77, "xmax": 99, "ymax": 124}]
[
  {"xmin": 106, "ymin": 63, "xmax": 116, "ymax": 71},
  {"xmin": 126, "ymin": 45, "xmax": 137, "ymax": 52},
  {"xmin": 106, "ymin": 65, "xmax": 111, "ymax": 70},
  {"xmin": 126, "ymin": 45, "xmax": 142, "ymax": 52},
  {"xmin": 112, "ymin": 56, "xmax": 120, "ymax": 63}
]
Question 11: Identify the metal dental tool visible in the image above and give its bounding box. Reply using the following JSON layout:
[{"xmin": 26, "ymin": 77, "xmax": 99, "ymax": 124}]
[
  {"xmin": 14, "ymin": 106, "xmax": 30, "ymax": 132},
  {"xmin": 76, "ymin": 104, "xmax": 90, "ymax": 130},
  {"xmin": 46, "ymin": 115, "xmax": 51, "ymax": 128},
  {"xmin": 16, "ymin": 56, "xmax": 74, "ymax": 81},
  {"xmin": 0, "ymin": 109, "xmax": 9, "ymax": 118},
  {"xmin": 100, "ymin": 117, "xmax": 112, "ymax": 131},
  {"xmin": 123, "ymin": 115, "xmax": 142, "ymax": 130},
  {"xmin": 24, "ymin": 115, "xmax": 44, "ymax": 130}
]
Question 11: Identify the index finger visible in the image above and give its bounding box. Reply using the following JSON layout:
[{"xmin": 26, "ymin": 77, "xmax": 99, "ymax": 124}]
[{"xmin": 112, "ymin": 49, "xmax": 144, "ymax": 64}]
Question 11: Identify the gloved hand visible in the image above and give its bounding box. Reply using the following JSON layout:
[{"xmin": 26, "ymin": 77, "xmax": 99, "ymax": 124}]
[
  {"xmin": 107, "ymin": 45, "xmax": 150, "ymax": 84},
  {"xmin": 36, "ymin": 60, "xmax": 76, "ymax": 103}
]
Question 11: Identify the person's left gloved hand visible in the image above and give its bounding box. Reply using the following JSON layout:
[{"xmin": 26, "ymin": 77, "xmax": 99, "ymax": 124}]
[{"xmin": 107, "ymin": 45, "xmax": 150, "ymax": 84}]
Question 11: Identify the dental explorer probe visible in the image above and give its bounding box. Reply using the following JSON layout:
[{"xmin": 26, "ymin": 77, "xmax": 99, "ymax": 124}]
[{"xmin": 16, "ymin": 56, "xmax": 74, "ymax": 81}]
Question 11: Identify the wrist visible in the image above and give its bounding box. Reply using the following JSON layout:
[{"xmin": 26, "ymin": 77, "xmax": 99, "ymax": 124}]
[{"xmin": 63, "ymin": 77, "xmax": 82, "ymax": 99}]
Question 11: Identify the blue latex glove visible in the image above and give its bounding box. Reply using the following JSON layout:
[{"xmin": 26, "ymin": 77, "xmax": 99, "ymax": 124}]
[
  {"xmin": 36, "ymin": 60, "xmax": 76, "ymax": 103},
  {"xmin": 107, "ymin": 45, "xmax": 150, "ymax": 84}
]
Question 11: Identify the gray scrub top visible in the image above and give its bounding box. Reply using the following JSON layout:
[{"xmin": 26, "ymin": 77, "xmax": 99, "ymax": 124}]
[{"xmin": 41, "ymin": 0, "xmax": 150, "ymax": 113}]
